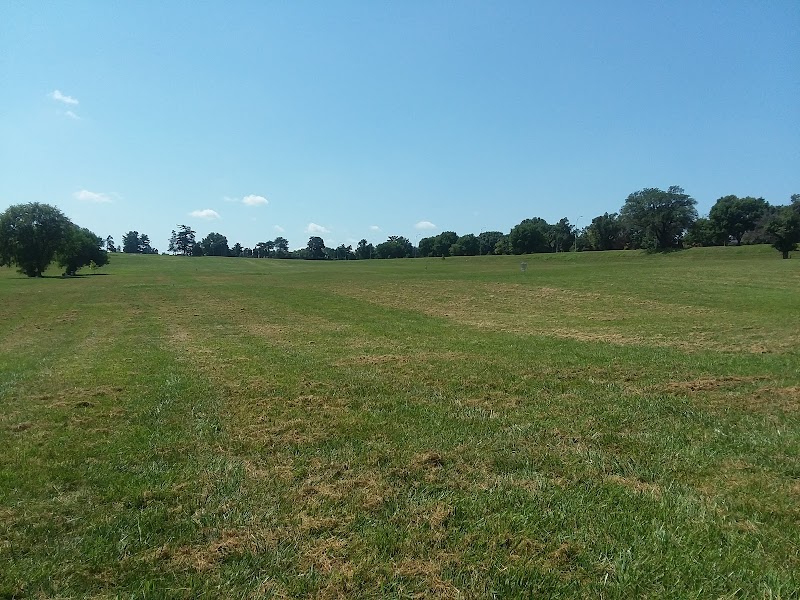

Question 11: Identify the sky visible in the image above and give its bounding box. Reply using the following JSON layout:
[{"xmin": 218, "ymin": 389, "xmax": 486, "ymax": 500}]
[{"xmin": 1, "ymin": 1, "xmax": 798, "ymax": 251}]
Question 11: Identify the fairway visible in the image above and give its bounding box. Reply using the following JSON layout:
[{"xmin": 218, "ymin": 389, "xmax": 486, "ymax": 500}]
[{"xmin": 1, "ymin": 247, "xmax": 798, "ymax": 598}]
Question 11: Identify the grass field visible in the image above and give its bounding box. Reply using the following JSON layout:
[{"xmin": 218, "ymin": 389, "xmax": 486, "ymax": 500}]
[{"xmin": 1, "ymin": 246, "xmax": 798, "ymax": 599}]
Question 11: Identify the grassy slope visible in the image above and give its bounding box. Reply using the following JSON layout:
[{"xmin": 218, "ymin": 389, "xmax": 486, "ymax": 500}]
[{"xmin": 1, "ymin": 246, "xmax": 798, "ymax": 598}]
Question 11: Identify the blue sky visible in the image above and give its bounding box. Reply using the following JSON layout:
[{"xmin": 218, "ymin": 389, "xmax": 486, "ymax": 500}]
[{"xmin": 1, "ymin": 1, "xmax": 798, "ymax": 251}]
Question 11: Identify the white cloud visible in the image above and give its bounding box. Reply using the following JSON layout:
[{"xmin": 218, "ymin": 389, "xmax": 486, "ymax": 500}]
[
  {"xmin": 273, "ymin": 225, "xmax": 285, "ymax": 233},
  {"xmin": 242, "ymin": 194, "xmax": 268, "ymax": 206},
  {"xmin": 65, "ymin": 110, "xmax": 80, "ymax": 120},
  {"xmin": 50, "ymin": 89, "xmax": 79, "ymax": 105},
  {"xmin": 73, "ymin": 189, "xmax": 111, "ymax": 203},
  {"xmin": 415, "ymin": 220, "xmax": 436, "ymax": 230},
  {"xmin": 306, "ymin": 222, "xmax": 330, "ymax": 234},
  {"xmin": 369, "ymin": 225, "xmax": 381, "ymax": 231},
  {"xmin": 190, "ymin": 209, "xmax": 220, "ymax": 220},
  {"xmin": 223, "ymin": 196, "xmax": 238, "ymax": 203}
]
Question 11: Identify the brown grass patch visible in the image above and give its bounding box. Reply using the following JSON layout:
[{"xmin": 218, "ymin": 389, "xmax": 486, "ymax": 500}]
[
  {"xmin": 607, "ymin": 475, "xmax": 662, "ymax": 498},
  {"xmin": 414, "ymin": 451, "xmax": 444, "ymax": 469},
  {"xmin": 9, "ymin": 422, "xmax": 32, "ymax": 432},
  {"xmin": 392, "ymin": 553, "xmax": 463, "ymax": 599},
  {"xmin": 664, "ymin": 376, "xmax": 765, "ymax": 393},
  {"xmin": 164, "ymin": 528, "xmax": 269, "ymax": 572}
]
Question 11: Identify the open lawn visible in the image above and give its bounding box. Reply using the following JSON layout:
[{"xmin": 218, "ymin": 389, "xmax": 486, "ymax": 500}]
[{"xmin": 1, "ymin": 246, "xmax": 798, "ymax": 598}]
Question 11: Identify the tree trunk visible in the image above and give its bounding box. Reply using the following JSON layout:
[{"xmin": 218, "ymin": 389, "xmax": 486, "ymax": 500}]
[{"xmin": 783, "ymin": 250, "xmax": 790, "ymax": 259}]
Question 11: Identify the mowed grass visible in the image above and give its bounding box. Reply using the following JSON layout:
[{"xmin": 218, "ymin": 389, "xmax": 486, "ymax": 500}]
[{"xmin": 1, "ymin": 246, "xmax": 798, "ymax": 598}]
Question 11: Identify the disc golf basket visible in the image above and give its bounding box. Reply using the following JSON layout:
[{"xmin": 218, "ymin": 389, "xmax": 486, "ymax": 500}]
[{"xmin": 520, "ymin": 262, "xmax": 528, "ymax": 273}]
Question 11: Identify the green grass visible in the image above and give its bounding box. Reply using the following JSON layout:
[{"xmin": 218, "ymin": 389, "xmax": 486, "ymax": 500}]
[{"xmin": 1, "ymin": 246, "xmax": 798, "ymax": 598}]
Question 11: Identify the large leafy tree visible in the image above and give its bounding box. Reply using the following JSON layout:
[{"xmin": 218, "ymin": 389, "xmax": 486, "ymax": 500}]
[
  {"xmin": 355, "ymin": 239, "xmax": 374, "ymax": 259},
  {"xmin": 585, "ymin": 213, "xmax": 626, "ymax": 251},
  {"xmin": 122, "ymin": 231, "xmax": 140, "ymax": 253},
  {"xmin": 201, "ymin": 232, "xmax": 229, "ymax": 256},
  {"xmin": 306, "ymin": 236, "xmax": 327, "ymax": 260},
  {"xmin": 508, "ymin": 218, "xmax": 551, "ymax": 254},
  {"xmin": 708, "ymin": 195, "xmax": 769, "ymax": 245},
  {"xmin": 432, "ymin": 232, "xmax": 458, "ymax": 257},
  {"xmin": 478, "ymin": 231, "xmax": 504, "ymax": 255},
  {"xmin": 273, "ymin": 237, "xmax": 290, "ymax": 258},
  {"xmin": 684, "ymin": 217, "xmax": 725, "ymax": 247},
  {"xmin": 620, "ymin": 186, "xmax": 697, "ymax": 250},
  {"xmin": 333, "ymin": 244, "xmax": 354, "ymax": 260},
  {"xmin": 548, "ymin": 218, "xmax": 573, "ymax": 252},
  {"xmin": 376, "ymin": 236, "xmax": 412, "ymax": 259},
  {"xmin": 58, "ymin": 226, "xmax": 109, "ymax": 276},
  {"xmin": 765, "ymin": 205, "xmax": 800, "ymax": 259},
  {"xmin": 450, "ymin": 234, "xmax": 480, "ymax": 256},
  {"xmin": 0, "ymin": 202, "xmax": 73, "ymax": 277},
  {"xmin": 417, "ymin": 236, "xmax": 436, "ymax": 257}
]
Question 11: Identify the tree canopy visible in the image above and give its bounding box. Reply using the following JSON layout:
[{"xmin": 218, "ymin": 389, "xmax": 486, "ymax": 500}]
[
  {"xmin": 620, "ymin": 186, "xmax": 697, "ymax": 250},
  {"xmin": 201, "ymin": 232, "xmax": 229, "ymax": 256},
  {"xmin": 708, "ymin": 195, "xmax": 769, "ymax": 245},
  {"xmin": 0, "ymin": 203, "xmax": 107, "ymax": 276},
  {"xmin": 58, "ymin": 226, "xmax": 109, "ymax": 276},
  {"xmin": 0, "ymin": 203, "xmax": 72, "ymax": 277}
]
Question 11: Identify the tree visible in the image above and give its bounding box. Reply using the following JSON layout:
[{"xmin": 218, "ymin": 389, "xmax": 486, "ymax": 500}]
[
  {"xmin": 765, "ymin": 206, "xmax": 800, "ymax": 259},
  {"xmin": 174, "ymin": 225, "xmax": 196, "ymax": 256},
  {"xmin": 105, "ymin": 235, "xmax": 117, "ymax": 253},
  {"xmin": 620, "ymin": 186, "xmax": 697, "ymax": 250},
  {"xmin": 478, "ymin": 231, "xmax": 504, "ymax": 255},
  {"xmin": 432, "ymin": 232, "xmax": 458, "ymax": 257},
  {"xmin": 58, "ymin": 226, "xmax": 109, "ymax": 276},
  {"xmin": 493, "ymin": 235, "xmax": 511, "ymax": 255},
  {"xmin": 548, "ymin": 218, "xmax": 573, "ymax": 252},
  {"xmin": 450, "ymin": 234, "xmax": 480, "ymax": 256},
  {"xmin": 355, "ymin": 239, "xmax": 374, "ymax": 260},
  {"xmin": 418, "ymin": 236, "xmax": 436, "ymax": 257},
  {"xmin": 139, "ymin": 234, "xmax": 154, "ymax": 254},
  {"xmin": 168, "ymin": 230, "xmax": 177, "ymax": 254},
  {"xmin": 585, "ymin": 213, "xmax": 626, "ymax": 251},
  {"xmin": 122, "ymin": 231, "xmax": 140, "ymax": 253},
  {"xmin": 306, "ymin": 236, "xmax": 327, "ymax": 260},
  {"xmin": 274, "ymin": 237, "xmax": 290, "ymax": 258},
  {"xmin": 508, "ymin": 218, "xmax": 551, "ymax": 254},
  {"xmin": 684, "ymin": 217, "xmax": 725, "ymax": 247},
  {"xmin": 0, "ymin": 203, "xmax": 73, "ymax": 277},
  {"xmin": 230, "ymin": 242, "xmax": 243, "ymax": 257},
  {"xmin": 334, "ymin": 244, "xmax": 354, "ymax": 260},
  {"xmin": 376, "ymin": 236, "xmax": 412, "ymax": 259},
  {"xmin": 201, "ymin": 232, "xmax": 229, "ymax": 256},
  {"xmin": 708, "ymin": 195, "xmax": 769, "ymax": 245}
]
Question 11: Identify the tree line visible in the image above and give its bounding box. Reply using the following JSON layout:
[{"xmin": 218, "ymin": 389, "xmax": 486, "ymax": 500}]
[
  {"xmin": 4, "ymin": 186, "xmax": 798, "ymax": 278},
  {"xmin": 114, "ymin": 187, "xmax": 798, "ymax": 261}
]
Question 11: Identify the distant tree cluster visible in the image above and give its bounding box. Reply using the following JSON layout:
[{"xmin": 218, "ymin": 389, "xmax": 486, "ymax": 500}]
[
  {"xmin": 121, "ymin": 231, "xmax": 158, "ymax": 254},
  {"xmin": 149, "ymin": 189, "xmax": 797, "ymax": 262},
  {"xmin": 0, "ymin": 203, "xmax": 108, "ymax": 277}
]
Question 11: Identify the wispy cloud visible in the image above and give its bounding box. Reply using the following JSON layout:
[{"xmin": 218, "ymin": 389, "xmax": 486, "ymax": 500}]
[
  {"xmin": 369, "ymin": 225, "xmax": 381, "ymax": 232},
  {"xmin": 65, "ymin": 110, "xmax": 81, "ymax": 120},
  {"xmin": 414, "ymin": 220, "xmax": 436, "ymax": 230},
  {"xmin": 190, "ymin": 209, "xmax": 220, "ymax": 220},
  {"xmin": 242, "ymin": 194, "xmax": 268, "ymax": 206},
  {"xmin": 50, "ymin": 89, "xmax": 79, "ymax": 105},
  {"xmin": 73, "ymin": 189, "xmax": 111, "ymax": 203},
  {"xmin": 306, "ymin": 222, "xmax": 330, "ymax": 234},
  {"xmin": 273, "ymin": 225, "xmax": 285, "ymax": 233}
]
